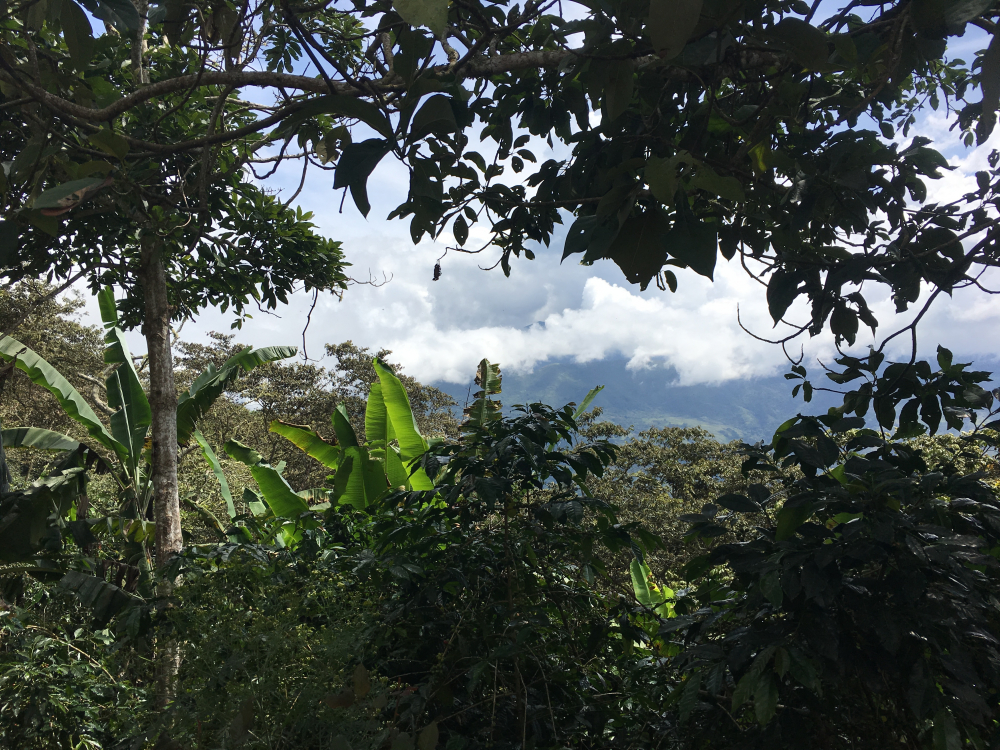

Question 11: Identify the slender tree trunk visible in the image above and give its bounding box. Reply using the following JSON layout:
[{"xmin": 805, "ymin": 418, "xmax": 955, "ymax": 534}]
[
  {"xmin": 141, "ymin": 236, "xmax": 183, "ymax": 713},
  {"xmin": 140, "ymin": 236, "xmax": 182, "ymax": 567}
]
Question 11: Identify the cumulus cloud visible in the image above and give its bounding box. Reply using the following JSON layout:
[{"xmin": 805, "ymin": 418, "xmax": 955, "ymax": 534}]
[{"xmin": 81, "ymin": 91, "xmax": 1000, "ymax": 388}]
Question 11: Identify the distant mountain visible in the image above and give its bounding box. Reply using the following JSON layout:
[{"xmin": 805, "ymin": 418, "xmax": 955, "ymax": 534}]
[
  {"xmin": 434, "ymin": 357, "xmax": 842, "ymax": 443},
  {"xmin": 434, "ymin": 355, "xmax": 1000, "ymax": 443}
]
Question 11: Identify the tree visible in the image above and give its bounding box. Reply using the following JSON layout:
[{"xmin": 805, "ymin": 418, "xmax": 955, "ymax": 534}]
[
  {"xmin": 2, "ymin": 0, "xmax": 998, "ymax": 354},
  {"xmin": 0, "ymin": 9, "xmax": 350, "ymax": 569}
]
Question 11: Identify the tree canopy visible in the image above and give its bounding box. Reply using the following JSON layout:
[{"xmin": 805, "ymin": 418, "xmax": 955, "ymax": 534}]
[{"xmin": 2, "ymin": 0, "xmax": 998, "ymax": 351}]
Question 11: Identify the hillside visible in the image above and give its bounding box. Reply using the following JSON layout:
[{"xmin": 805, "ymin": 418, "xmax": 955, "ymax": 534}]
[{"xmin": 435, "ymin": 354, "xmax": 1000, "ymax": 443}]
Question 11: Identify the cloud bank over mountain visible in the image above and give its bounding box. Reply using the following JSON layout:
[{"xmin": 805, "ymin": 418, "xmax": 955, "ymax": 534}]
[{"xmin": 92, "ymin": 105, "xmax": 1000, "ymax": 388}]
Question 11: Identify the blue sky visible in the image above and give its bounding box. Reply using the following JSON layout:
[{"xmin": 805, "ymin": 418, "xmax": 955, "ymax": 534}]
[{"xmin": 86, "ymin": 5, "xmax": 1000, "ymax": 388}]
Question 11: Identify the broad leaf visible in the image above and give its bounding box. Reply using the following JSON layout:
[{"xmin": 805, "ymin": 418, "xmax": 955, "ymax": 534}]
[
  {"xmin": 193, "ymin": 428, "xmax": 236, "ymax": 520},
  {"xmin": 176, "ymin": 345, "xmax": 296, "ymax": 445},
  {"xmin": 572, "ymin": 385, "xmax": 604, "ymax": 421},
  {"xmin": 330, "ymin": 404, "xmax": 360, "ymax": 448},
  {"xmin": 374, "ymin": 358, "xmax": 433, "ymax": 490},
  {"xmin": 2, "ymin": 427, "xmax": 80, "ymax": 453},
  {"xmin": 393, "ymin": 0, "xmax": 449, "ymax": 38},
  {"xmin": 0, "ymin": 335, "xmax": 121, "ymax": 457},
  {"xmin": 59, "ymin": 570, "xmax": 140, "ymax": 626},
  {"xmin": 333, "ymin": 139, "xmax": 391, "ymax": 217},
  {"xmin": 269, "ymin": 420, "xmax": 340, "ymax": 470},
  {"xmin": 647, "ymin": 0, "xmax": 702, "ymax": 59},
  {"xmin": 99, "ymin": 289, "xmax": 151, "ymax": 471}
]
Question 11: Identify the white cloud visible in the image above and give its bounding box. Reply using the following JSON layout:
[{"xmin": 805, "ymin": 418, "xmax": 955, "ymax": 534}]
[{"xmin": 77, "ymin": 80, "xmax": 1000, "ymax": 390}]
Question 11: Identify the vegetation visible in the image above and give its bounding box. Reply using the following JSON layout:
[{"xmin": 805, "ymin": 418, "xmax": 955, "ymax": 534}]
[{"xmin": 2, "ymin": 0, "xmax": 1000, "ymax": 747}]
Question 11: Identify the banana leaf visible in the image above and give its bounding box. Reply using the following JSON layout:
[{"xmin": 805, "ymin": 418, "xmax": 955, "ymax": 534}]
[
  {"xmin": 176, "ymin": 345, "xmax": 296, "ymax": 445},
  {"xmin": 2, "ymin": 427, "xmax": 80, "ymax": 453},
  {"xmin": 193, "ymin": 428, "xmax": 236, "ymax": 520},
  {"xmin": 373, "ymin": 359, "xmax": 433, "ymax": 490},
  {"xmin": 0, "ymin": 335, "xmax": 121, "ymax": 458},
  {"xmin": 373, "ymin": 358, "xmax": 427, "ymax": 460},
  {"xmin": 269, "ymin": 420, "xmax": 340, "ymax": 470},
  {"xmin": 59, "ymin": 570, "xmax": 141, "ymax": 626},
  {"xmin": 224, "ymin": 439, "xmax": 308, "ymax": 519},
  {"xmin": 330, "ymin": 403, "xmax": 360, "ymax": 447},
  {"xmin": 331, "ymin": 447, "xmax": 388, "ymax": 509},
  {"xmin": 572, "ymin": 385, "xmax": 605, "ymax": 420},
  {"xmin": 98, "ymin": 290, "xmax": 151, "ymax": 477},
  {"xmin": 0, "ymin": 462, "xmax": 87, "ymax": 562},
  {"xmin": 462, "ymin": 359, "xmax": 503, "ymax": 432}
]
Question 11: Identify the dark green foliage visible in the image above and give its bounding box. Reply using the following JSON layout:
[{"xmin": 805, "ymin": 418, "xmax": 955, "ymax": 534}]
[
  {"xmin": 154, "ymin": 546, "xmax": 382, "ymax": 749},
  {"xmin": 0, "ymin": 579, "xmax": 150, "ymax": 750},
  {"xmin": 668, "ymin": 351, "xmax": 1000, "ymax": 749},
  {"xmin": 357, "ymin": 401, "xmax": 664, "ymax": 748}
]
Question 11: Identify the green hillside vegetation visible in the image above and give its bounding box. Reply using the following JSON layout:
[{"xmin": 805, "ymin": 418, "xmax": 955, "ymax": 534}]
[
  {"xmin": 3, "ymin": 0, "xmax": 1000, "ymax": 747},
  {"xmin": 2, "ymin": 286, "xmax": 1000, "ymax": 749}
]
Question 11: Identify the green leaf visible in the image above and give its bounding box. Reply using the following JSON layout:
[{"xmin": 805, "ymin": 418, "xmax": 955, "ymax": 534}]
[
  {"xmin": 373, "ymin": 358, "xmax": 432, "ymax": 490},
  {"xmin": 176, "ymin": 345, "xmax": 296, "ymax": 446},
  {"xmin": 33, "ymin": 177, "xmax": 107, "ymax": 210},
  {"xmin": 754, "ymin": 673, "xmax": 778, "ymax": 725},
  {"xmin": 333, "ymin": 139, "xmax": 391, "ymax": 217},
  {"xmin": 572, "ymin": 385, "xmax": 604, "ymax": 420},
  {"xmin": 417, "ymin": 721, "xmax": 439, "ymax": 750},
  {"xmin": 59, "ymin": 570, "xmax": 140, "ymax": 625},
  {"xmin": 647, "ymin": 0, "xmax": 702, "ymax": 59},
  {"xmin": 283, "ymin": 95, "xmax": 394, "ymax": 140},
  {"xmin": 453, "ymin": 214, "xmax": 469, "ymax": 246},
  {"xmin": 767, "ymin": 270, "xmax": 800, "ymax": 324},
  {"xmin": 365, "ymin": 382, "xmax": 397, "ymax": 485},
  {"xmin": 609, "ymin": 211, "xmax": 669, "ymax": 290},
  {"xmin": 760, "ymin": 569, "xmax": 782, "ymax": 607},
  {"xmin": 193, "ymin": 428, "xmax": 236, "ymax": 520},
  {"xmin": 775, "ymin": 502, "xmax": 814, "ymax": 540},
  {"xmin": 249, "ymin": 464, "xmax": 309, "ymax": 518},
  {"xmin": 63, "ymin": 0, "xmax": 95, "ymax": 68},
  {"xmin": 2, "ymin": 427, "xmax": 80, "ymax": 453},
  {"xmin": 227, "ymin": 439, "xmax": 311, "ymax": 519},
  {"xmin": 269, "ymin": 421, "xmax": 340, "ymax": 471},
  {"xmin": 77, "ymin": 0, "xmax": 141, "ymax": 30},
  {"xmin": 87, "ymin": 128, "xmax": 129, "ymax": 160},
  {"xmin": 0, "ymin": 335, "xmax": 120, "ymax": 457},
  {"xmin": 393, "ymin": 0, "xmax": 449, "ymax": 38},
  {"xmin": 932, "ymin": 709, "xmax": 961, "ymax": 750},
  {"xmin": 223, "ymin": 439, "xmax": 264, "ymax": 468},
  {"xmin": 372, "ymin": 359, "xmax": 427, "ymax": 461},
  {"xmin": 690, "ymin": 164, "xmax": 745, "ymax": 202},
  {"xmin": 732, "ymin": 670, "xmax": 759, "ymax": 711},
  {"xmin": 977, "ymin": 33, "xmax": 1000, "ymax": 143},
  {"xmin": 462, "ymin": 359, "xmax": 503, "ymax": 432},
  {"xmin": 0, "ymin": 220, "xmax": 18, "ymax": 268},
  {"xmin": 604, "ymin": 60, "xmax": 634, "ymax": 123},
  {"xmin": 331, "ymin": 446, "xmax": 387, "ymax": 509},
  {"xmin": 664, "ymin": 220, "xmax": 718, "ymax": 280},
  {"xmin": 0, "ymin": 470, "xmax": 86, "ymax": 561},
  {"xmin": 630, "ymin": 558, "xmax": 656, "ymax": 609},
  {"xmin": 409, "ymin": 95, "xmax": 458, "ymax": 142},
  {"xmin": 912, "ymin": 0, "xmax": 994, "ymax": 36},
  {"xmin": 99, "ymin": 292, "xmax": 151, "ymax": 471},
  {"xmin": 766, "ymin": 18, "xmax": 829, "ymax": 70},
  {"xmin": 331, "ymin": 404, "xmax": 360, "ymax": 448},
  {"xmin": 715, "ymin": 493, "xmax": 760, "ymax": 513}
]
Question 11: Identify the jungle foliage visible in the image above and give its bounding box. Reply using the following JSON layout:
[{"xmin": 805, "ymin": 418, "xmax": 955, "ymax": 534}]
[{"xmin": 2, "ymin": 295, "xmax": 1000, "ymax": 749}]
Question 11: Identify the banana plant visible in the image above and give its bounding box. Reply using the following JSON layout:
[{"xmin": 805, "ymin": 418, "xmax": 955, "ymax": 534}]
[
  {"xmin": 241, "ymin": 356, "xmax": 436, "ymax": 524},
  {"xmin": 0, "ymin": 287, "xmax": 295, "ymax": 550}
]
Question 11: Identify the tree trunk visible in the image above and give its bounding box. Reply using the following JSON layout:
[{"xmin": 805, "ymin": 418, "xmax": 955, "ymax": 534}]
[
  {"xmin": 140, "ymin": 236, "xmax": 181, "ymax": 568},
  {"xmin": 141, "ymin": 236, "xmax": 183, "ymax": 713}
]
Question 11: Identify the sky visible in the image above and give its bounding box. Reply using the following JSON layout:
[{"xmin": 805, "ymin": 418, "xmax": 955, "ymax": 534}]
[{"xmin": 79, "ymin": 11, "xmax": 1000, "ymax": 389}]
